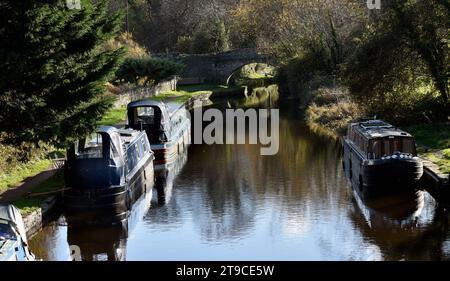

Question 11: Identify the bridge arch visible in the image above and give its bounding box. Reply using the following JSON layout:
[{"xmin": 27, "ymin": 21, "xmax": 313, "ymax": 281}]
[
  {"xmin": 225, "ymin": 62, "xmax": 276, "ymax": 85},
  {"xmin": 174, "ymin": 48, "xmax": 277, "ymax": 85}
]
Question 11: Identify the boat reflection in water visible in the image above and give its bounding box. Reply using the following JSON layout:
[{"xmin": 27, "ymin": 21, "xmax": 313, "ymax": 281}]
[
  {"xmin": 66, "ymin": 187, "xmax": 153, "ymax": 261},
  {"xmin": 349, "ymin": 182, "xmax": 450, "ymax": 260},
  {"xmin": 153, "ymin": 147, "xmax": 189, "ymax": 206},
  {"xmin": 66, "ymin": 147, "xmax": 188, "ymax": 261},
  {"xmin": 351, "ymin": 188, "xmax": 425, "ymax": 230}
]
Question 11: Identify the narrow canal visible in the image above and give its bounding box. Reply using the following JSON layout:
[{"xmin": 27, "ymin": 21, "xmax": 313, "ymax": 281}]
[{"xmin": 28, "ymin": 87, "xmax": 450, "ymax": 261}]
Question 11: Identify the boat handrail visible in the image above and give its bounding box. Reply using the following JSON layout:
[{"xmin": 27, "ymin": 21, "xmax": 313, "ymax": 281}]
[{"xmin": 359, "ymin": 122, "xmax": 393, "ymax": 130}]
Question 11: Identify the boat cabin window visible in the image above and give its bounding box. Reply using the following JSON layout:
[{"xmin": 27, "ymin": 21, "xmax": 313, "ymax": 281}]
[
  {"xmin": 135, "ymin": 143, "xmax": 141, "ymax": 160},
  {"xmin": 370, "ymin": 140, "xmax": 382, "ymax": 158},
  {"xmin": 141, "ymin": 138, "xmax": 148, "ymax": 153},
  {"xmin": 129, "ymin": 105, "xmax": 167, "ymax": 143},
  {"xmin": 0, "ymin": 221, "xmax": 15, "ymax": 240},
  {"xmin": 369, "ymin": 137, "xmax": 416, "ymax": 158},
  {"xmin": 108, "ymin": 132, "xmax": 124, "ymax": 160},
  {"xmin": 137, "ymin": 107, "xmax": 155, "ymax": 125},
  {"xmin": 402, "ymin": 138, "xmax": 416, "ymax": 154},
  {"xmin": 126, "ymin": 137, "xmax": 145, "ymax": 172},
  {"xmin": 349, "ymin": 127, "xmax": 368, "ymax": 154},
  {"xmin": 75, "ymin": 133, "xmax": 103, "ymax": 159},
  {"xmin": 133, "ymin": 107, "xmax": 157, "ymax": 127}
]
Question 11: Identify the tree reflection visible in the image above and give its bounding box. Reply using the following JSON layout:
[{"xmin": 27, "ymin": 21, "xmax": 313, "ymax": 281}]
[{"xmin": 144, "ymin": 108, "xmax": 348, "ymax": 243}]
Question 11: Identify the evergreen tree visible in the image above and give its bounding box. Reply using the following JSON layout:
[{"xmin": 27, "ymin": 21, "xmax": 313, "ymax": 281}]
[
  {"xmin": 0, "ymin": 0, "xmax": 124, "ymax": 147},
  {"xmin": 214, "ymin": 20, "xmax": 230, "ymax": 53}
]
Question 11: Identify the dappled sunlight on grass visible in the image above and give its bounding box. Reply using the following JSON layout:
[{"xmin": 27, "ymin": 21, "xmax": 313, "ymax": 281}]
[
  {"xmin": 407, "ymin": 123, "xmax": 450, "ymax": 174},
  {"xmin": 156, "ymin": 84, "xmax": 245, "ymax": 103},
  {"xmin": 13, "ymin": 172, "xmax": 64, "ymax": 216},
  {"xmin": 98, "ymin": 106, "xmax": 127, "ymax": 126},
  {"xmin": 0, "ymin": 159, "xmax": 51, "ymax": 193}
]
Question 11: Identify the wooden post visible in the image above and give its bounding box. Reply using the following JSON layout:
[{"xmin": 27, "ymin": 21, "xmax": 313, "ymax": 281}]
[{"xmin": 125, "ymin": 1, "xmax": 129, "ymax": 34}]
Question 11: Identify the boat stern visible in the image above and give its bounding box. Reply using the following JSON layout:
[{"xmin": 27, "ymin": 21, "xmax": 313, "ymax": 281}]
[{"xmin": 361, "ymin": 156, "xmax": 424, "ymax": 196}]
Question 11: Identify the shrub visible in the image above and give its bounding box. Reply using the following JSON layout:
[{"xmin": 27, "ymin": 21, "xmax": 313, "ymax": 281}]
[
  {"xmin": 306, "ymin": 87, "xmax": 363, "ymax": 136},
  {"xmin": 103, "ymin": 32, "xmax": 149, "ymax": 59},
  {"xmin": 364, "ymin": 90, "xmax": 449, "ymax": 126},
  {"xmin": 116, "ymin": 57, "xmax": 184, "ymax": 85},
  {"xmin": 175, "ymin": 36, "xmax": 193, "ymax": 53},
  {"xmin": 175, "ymin": 20, "xmax": 230, "ymax": 54},
  {"xmin": 276, "ymin": 49, "xmax": 333, "ymax": 102},
  {"xmin": 0, "ymin": 133, "xmax": 55, "ymax": 192}
]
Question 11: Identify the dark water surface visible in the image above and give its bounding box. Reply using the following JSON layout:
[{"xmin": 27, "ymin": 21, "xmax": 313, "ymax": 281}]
[{"xmin": 29, "ymin": 96, "xmax": 450, "ymax": 261}]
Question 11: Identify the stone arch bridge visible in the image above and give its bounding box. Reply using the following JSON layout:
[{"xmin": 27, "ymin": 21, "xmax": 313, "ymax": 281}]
[{"xmin": 157, "ymin": 48, "xmax": 276, "ymax": 85}]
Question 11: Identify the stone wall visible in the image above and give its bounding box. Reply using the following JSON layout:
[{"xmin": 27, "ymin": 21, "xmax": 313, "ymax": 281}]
[
  {"xmin": 113, "ymin": 77, "xmax": 178, "ymax": 108},
  {"xmin": 23, "ymin": 195, "xmax": 58, "ymax": 238},
  {"xmin": 422, "ymin": 160, "xmax": 450, "ymax": 205}
]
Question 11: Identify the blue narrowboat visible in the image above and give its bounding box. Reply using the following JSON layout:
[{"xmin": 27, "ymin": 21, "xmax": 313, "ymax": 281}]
[
  {"xmin": 0, "ymin": 204, "xmax": 36, "ymax": 261},
  {"xmin": 342, "ymin": 119, "xmax": 423, "ymax": 198},
  {"xmin": 64, "ymin": 126, "xmax": 154, "ymax": 221},
  {"xmin": 127, "ymin": 100, "xmax": 191, "ymax": 165}
]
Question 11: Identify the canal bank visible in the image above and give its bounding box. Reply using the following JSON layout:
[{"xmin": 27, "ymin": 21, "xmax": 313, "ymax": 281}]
[
  {"xmin": 421, "ymin": 160, "xmax": 450, "ymax": 205},
  {"xmin": 0, "ymin": 87, "xmax": 220, "ymax": 238},
  {"xmin": 27, "ymin": 96, "xmax": 450, "ymax": 261},
  {"xmin": 8, "ymin": 82, "xmax": 448, "ymax": 260},
  {"xmin": 4, "ymin": 169, "xmax": 65, "ymax": 238}
]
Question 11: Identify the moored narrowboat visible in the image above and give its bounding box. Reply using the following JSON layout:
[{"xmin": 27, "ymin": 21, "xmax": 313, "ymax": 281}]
[
  {"xmin": 127, "ymin": 100, "xmax": 191, "ymax": 165},
  {"xmin": 64, "ymin": 126, "xmax": 154, "ymax": 222},
  {"xmin": 342, "ymin": 119, "xmax": 423, "ymax": 198}
]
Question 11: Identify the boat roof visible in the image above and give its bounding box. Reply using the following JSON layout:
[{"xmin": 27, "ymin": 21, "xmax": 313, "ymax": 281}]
[
  {"xmin": 127, "ymin": 99, "xmax": 186, "ymax": 118},
  {"xmin": 0, "ymin": 205, "xmax": 27, "ymax": 243},
  {"xmin": 94, "ymin": 126, "xmax": 145, "ymax": 150},
  {"xmin": 127, "ymin": 99, "xmax": 166, "ymax": 109},
  {"xmin": 97, "ymin": 126, "xmax": 119, "ymax": 135},
  {"xmin": 351, "ymin": 120, "xmax": 412, "ymax": 139},
  {"xmin": 117, "ymin": 128, "xmax": 144, "ymax": 144}
]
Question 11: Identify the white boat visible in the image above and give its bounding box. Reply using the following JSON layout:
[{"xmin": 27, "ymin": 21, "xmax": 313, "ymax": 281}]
[
  {"xmin": 127, "ymin": 100, "xmax": 191, "ymax": 165},
  {"xmin": 0, "ymin": 204, "xmax": 36, "ymax": 261}
]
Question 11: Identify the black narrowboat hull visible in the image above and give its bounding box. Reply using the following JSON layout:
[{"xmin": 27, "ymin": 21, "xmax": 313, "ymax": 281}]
[
  {"xmin": 343, "ymin": 139, "xmax": 423, "ymax": 199},
  {"xmin": 64, "ymin": 157, "xmax": 154, "ymax": 224}
]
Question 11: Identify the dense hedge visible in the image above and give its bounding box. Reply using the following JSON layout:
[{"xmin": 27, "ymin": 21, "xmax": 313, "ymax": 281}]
[{"xmin": 116, "ymin": 57, "xmax": 184, "ymax": 85}]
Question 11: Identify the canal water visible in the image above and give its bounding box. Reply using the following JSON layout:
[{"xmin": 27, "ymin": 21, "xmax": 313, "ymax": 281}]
[{"xmin": 28, "ymin": 88, "xmax": 450, "ymax": 261}]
